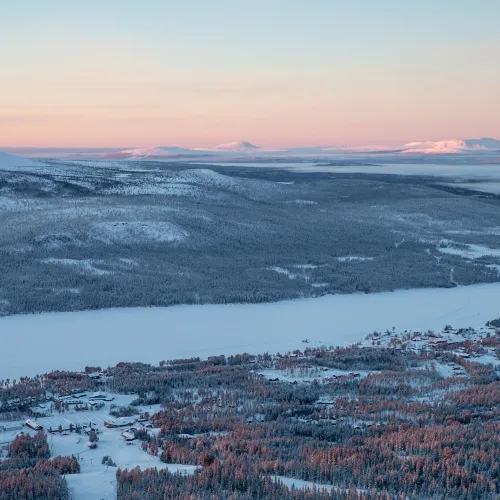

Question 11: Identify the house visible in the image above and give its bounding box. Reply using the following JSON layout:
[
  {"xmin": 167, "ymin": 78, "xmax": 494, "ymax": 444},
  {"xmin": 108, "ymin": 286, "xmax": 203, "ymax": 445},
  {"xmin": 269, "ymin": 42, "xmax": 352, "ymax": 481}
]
[
  {"xmin": 89, "ymin": 391, "xmax": 106, "ymax": 399},
  {"xmin": 316, "ymin": 398, "xmax": 335, "ymax": 405},
  {"xmin": 89, "ymin": 392, "xmax": 114, "ymax": 401},
  {"xmin": 121, "ymin": 430, "xmax": 135, "ymax": 441},
  {"xmin": 25, "ymin": 419, "xmax": 43, "ymax": 431},
  {"xmin": 104, "ymin": 417, "xmax": 135, "ymax": 428}
]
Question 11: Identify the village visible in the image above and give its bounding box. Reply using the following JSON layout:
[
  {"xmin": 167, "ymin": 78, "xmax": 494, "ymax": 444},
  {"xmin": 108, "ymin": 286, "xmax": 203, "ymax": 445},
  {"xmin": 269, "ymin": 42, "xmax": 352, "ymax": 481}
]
[
  {"xmin": 0, "ymin": 384, "xmax": 197, "ymax": 499},
  {"xmin": 0, "ymin": 319, "xmax": 499, "ymax": 499}
]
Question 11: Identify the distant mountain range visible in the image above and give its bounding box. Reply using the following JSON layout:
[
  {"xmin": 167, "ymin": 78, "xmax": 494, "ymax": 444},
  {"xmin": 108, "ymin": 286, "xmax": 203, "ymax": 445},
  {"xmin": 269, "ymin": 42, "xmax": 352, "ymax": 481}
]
[
  {"xmin": 209, "ymin": 141, "xmax": 260, "ymax": 152},
  {"xmin": 401, "ymin": 138, "xmax": 500, "ymax": 154},
  {"xmin": 104, "ymin": 138, "xmax": 500, "ymax": 158},
  {"xmin": 1, "ymin": 138, "xmax": 499, "ymax": 162},
  {"xmin": 104, "ymin": 146, "xmax": 208, "ymax": 160}
]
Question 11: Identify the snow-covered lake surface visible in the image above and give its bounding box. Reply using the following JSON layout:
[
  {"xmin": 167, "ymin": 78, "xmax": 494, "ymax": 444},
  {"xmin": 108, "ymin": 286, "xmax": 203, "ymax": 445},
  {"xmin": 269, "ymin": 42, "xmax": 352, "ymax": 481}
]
[
  {"xmin": 1, "ymin": 283, "xmax": 500, "ymax": 380},
  {"xmin": 299, "ymin": 162, "xmax": 500, "ymax": 179},
  {"xmin": 204, "ymin": 161, "xmax": 500, "ymax": 180}
]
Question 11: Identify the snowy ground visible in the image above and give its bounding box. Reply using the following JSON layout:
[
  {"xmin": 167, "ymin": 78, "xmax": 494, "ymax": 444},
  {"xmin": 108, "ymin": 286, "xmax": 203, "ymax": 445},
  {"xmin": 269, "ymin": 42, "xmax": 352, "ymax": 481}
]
[
  {"xmin": 258, "ymin": 367, "xmax": 375, "ymax": 383},
  {"xmin": 1, "ymin": 283, "xmax": 500, "ymax": 380},
  {"xmin": 0, "ymin": 393, "xmax": 197, "ymax": 500},
  {"xmin": 444, "ymin": 181, "xmax": 500, "ymax": 195},
  {"xmin": 273, "ymin": 475, "xmax": 337, "ymax": 493},
  {"xmin": 437, "ymin": 242, "xmax": 500, "ymax": 260},
  {"xmin": 201, "ymin": 160, "xmax": 500, "ymax": 194},
  {"xmin": 204, "ymin": 161, "xmax": 500, "ymax": 180},
  {"xmin": 272, "ymin": 475, "xmax": 365, "ymax": 495},
  {"xmin": 299, "ymin": 162, "xmax": 500, "ymax": 181},
  {"xmin": 60, "ymin": 430, "xmax": 197, "ymax": 500}
]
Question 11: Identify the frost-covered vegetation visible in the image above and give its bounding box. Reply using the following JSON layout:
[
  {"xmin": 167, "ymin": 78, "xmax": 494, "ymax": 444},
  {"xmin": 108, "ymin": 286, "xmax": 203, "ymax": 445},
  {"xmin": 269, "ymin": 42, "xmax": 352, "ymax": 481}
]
[
  {"xmin": 1, "ymin": 322, "xmax": 500, "ymax": 498},
  {"xmin": 1, "ymin": 161, "xmax": 500, "ymax": 315},
  {"xmin": 0, "ymin": 432, "xmax": 78, "ymax": 499}
]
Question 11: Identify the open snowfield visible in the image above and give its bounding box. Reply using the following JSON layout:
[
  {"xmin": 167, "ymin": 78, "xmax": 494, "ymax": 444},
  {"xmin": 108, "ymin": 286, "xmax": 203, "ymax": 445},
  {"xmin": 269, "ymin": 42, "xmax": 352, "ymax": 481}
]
[
  {"xmin": 303, "ymin": 162, "xmax": 500, "ymax": 180},
  {"xmin": 273, "ymin": 475, "xmax": 366, "ymax": 495},
  {"xmin": 57, "ymin": 428, "xmax": 197, "ymax": 500},
  {"xmin": 204, "ymin": 161, "xmax": 500, "ymax": 180},
  {"xmin": 202, "ymin": 160, "xmax": 500, "ymax": 194},
  {"xmin": 445, "ymin": 181, "xmax": 500, "ymax": 195},
  {"xmin": 0, "ymin": 392, "xmax": 197, "ymax": 500},
  {"xmin": 1, "ymin": 283, "xmax": 499, "ymax": 380},
  {"xmin": 273, "ymin": 476, "xmax": 338, "ymax": 494}
]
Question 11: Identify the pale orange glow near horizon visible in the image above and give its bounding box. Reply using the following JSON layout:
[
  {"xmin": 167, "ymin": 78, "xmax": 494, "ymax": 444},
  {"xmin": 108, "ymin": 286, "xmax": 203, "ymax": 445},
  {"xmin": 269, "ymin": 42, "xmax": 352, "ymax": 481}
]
[
  {"xmin": 2, "ymin": 71, "xmax": 498, "ymax": 148},
  {"xmin": 1, "ymin": 2, "xmax": 499, "ymax": 149},
  {"xmin": 2, "ymin": 79, "xmax": 498, "ymax": 149}
]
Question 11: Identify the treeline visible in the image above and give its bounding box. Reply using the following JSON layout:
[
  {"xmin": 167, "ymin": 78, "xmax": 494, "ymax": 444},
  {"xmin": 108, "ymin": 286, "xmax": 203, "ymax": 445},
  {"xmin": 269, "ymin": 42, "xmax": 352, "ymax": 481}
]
[
  {"xmin": 0, "ymin": 432, "xmax": 79, "ymax": 500},
  {"xmin": 0, "ymin": 468, "xmax": 69, "ymax": 500},
  {"xmin": 116, "ymin": 464, "xmax": 386, "ymax": 500}
]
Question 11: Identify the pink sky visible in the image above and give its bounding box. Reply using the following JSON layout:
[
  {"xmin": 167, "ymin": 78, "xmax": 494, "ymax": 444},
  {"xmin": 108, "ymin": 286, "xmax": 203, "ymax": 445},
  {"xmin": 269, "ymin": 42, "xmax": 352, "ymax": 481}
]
[
  {"xmin": 2, "ymin": 74, "xmax": 497, "ymax": 148},
  {"xmin": 1, "ymin": 3, "xmax": 499, "ymax": 148}
]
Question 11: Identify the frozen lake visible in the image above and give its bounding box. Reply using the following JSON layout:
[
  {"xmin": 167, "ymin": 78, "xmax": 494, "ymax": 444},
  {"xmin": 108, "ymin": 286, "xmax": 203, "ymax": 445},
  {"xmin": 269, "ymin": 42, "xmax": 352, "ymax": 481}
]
[
  {"xmin": 203, "ymin": 160, "xmax": 500, "ymax": 179},
  {"xmin": 1, "ymin": 282, "xmax": 500, "ymax": 380}
]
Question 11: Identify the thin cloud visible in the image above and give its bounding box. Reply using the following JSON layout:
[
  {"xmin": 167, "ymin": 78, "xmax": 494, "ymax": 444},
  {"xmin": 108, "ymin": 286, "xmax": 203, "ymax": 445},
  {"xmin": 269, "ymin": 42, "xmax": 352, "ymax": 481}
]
[
  {"xmin": 0, "ymin": 113, "xmax": 79, "ymax": 123},
  {"xmin": 0, "ymin": 104, "xmax": 162, "ymax": 110}
]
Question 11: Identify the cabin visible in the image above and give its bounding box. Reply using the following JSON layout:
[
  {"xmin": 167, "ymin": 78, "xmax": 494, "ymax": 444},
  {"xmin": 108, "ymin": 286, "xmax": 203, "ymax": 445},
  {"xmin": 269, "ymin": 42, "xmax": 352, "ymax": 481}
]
[
  {"xmin": 104, "ymin": 417, "xmax": 135, "ymax": 428},
  {"xmin": 89, "ymin": 392, "xmax": 114, "ymax": 401},
  {"xmin": 121, "ymin": 430, "xmax": 135, "ymax": 441},
  {"xmin": 89, "ymin": 391, "xmax": 106, "ymax": 399},
  {"xmin": 316, "ymin": 398, "xmax": 335, "ymax": 405},
  {"xmin": 25, "ymin": 419, "xmax": 43, "ymax": 431}
]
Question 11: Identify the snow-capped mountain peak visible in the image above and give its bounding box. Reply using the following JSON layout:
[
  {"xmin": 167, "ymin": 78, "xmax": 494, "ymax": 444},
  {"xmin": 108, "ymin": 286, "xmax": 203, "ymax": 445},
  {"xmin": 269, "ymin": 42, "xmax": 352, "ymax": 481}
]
[
  {"xmin": 104, "ymin": 146, "xmax": 207, "ymax": 160},
  {"xmin": 212, "ymin": 141, "xmax": 260, "ymax": 152},
  {"xmin": 402, "ymin": 138, "xmax": 500, "ymax": 154}
]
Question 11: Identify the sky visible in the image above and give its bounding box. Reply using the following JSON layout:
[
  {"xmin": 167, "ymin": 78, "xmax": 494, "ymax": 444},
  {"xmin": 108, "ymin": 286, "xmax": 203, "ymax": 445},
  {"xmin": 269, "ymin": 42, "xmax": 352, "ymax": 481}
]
[{"xmin": 1, "ymin": 0, "xmax": 499, "ymax": 148}]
